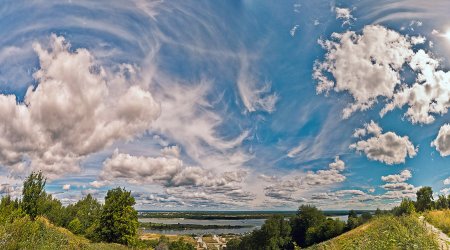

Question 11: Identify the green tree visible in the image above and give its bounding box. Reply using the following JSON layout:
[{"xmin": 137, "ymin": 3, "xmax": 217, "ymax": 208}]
[
  {"xmin": 393, "ymin": 198, "xmax": 415, "ymax": 216},
  {"xmin": 290, "ymin": 205, "xmax": 326, "ymax": 247},
  {"xmin": 98, "ymin": 187, "xmax": 138, "ymax": 246},
  {"xmin": 348, "ymin": 210, "xmax": 358, "ymax": 219},
  {"xmin": 436, "ymin": 195, "xmax": 448, "ymax": 210},
  {"xmin": 0, "ymin": 195, "xmax": 23, "ymax": 223},
  {"xmin": 416, "ymin": 186, "xmax": 433, "ymax": 212},
  {"xmin": 22, "ymin": 171, "xmax": 46, "ymax": 220},
  {"xmin": 360, "ymin": 212, "xmax": 373, "ymax": 223},
  {"xmin": 169, "ymin": 238, "xmax": 195, "ymax": 250},
  {"xmin": 234, "ymin": 215, "xmax": 294, "ymax": 249},
  {"xmin": 37, "ymin": 193, "xmax": 64, "ymax": 225},
  {"xmin": 68, "ymin": 217, "xmax": 83, "ymax": 234},
  {"xmin": 67, "ymin": 194, "xmax": 102, "ymax": 235},
  {"xmin": 306, "ymin": 218, "xmax": 345, "ymax": 246}
]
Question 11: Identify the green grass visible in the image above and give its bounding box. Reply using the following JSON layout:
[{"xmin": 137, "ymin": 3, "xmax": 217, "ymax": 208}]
[
  {"xmin": 0, "ymin": 216, "xmax": 129, "ymax": 250},
  {"xmin": 308, "ymin": 215, "xmax": 439, "ymax": 250},
  {"xmin": 424, "ymin": 209, "xmax": 450, "ymax": 236}
]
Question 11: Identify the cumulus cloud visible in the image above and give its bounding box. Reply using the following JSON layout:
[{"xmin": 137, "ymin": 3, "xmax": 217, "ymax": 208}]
[
  {"xmin": 381, "ymin": 182, "xmax": 415, "ymax": 191},
  {"xmin": 431, "ymin": 124, "xmax": 450, "ymax": 157},
  {"xmin": 263, "ymin": 156, "xmax": 346, "ymax": 202},
  {"xmin": 444, "ymin": 177, "xmax": 450, "ymax": 185},
  {"xmin": 381, "ymin": 170, "xmax": 412, "ymax": 183},
  {"xmin": 329, "ymin": 156, "xmax": 345, "ymax": 171},
  {"xmin": 350, "ymin": 121, "xmax": 417, "ymax": 164},
  {"xmin": 315, "ymin": 25, "xmax": 450, "ymax": 123},
  {"xmin": 314, "ymin": 25, "xmax": 413, "ymax": 118},
  {"xmin": 0, "ymin": 35, "xmax": 160, "ymax": 177},
  {"xmin": 335, "ymin": 7, "xmax": 355, "ymax": 25},
  {"xmin": 98, "ymin": 149, "xmax": 252, "ymax": 205}
]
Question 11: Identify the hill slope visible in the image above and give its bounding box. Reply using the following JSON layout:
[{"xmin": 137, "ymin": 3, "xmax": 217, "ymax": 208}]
[
  {"xmin": 308, "ymin": 215, "xmax": 439, "ymax": 250},
  {"xmin": 0, "ymin": 216, "xmax": 129, "ymax": 250}
]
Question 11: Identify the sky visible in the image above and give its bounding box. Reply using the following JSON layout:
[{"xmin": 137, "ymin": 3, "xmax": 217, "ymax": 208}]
[{"xmin": 1, "ymin": 0, "xmax": 450, "ymax": 210}]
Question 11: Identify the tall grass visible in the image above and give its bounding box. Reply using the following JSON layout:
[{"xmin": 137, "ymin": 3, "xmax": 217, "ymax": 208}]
[
  {"xmin": 308, "ymin": 215, "xmax": 439, "ymax": 250},
  {"xmin": 424, "ymin": 209, "xmax": 450, "ymax": 236},
  {"xmin": 0, "ymin": 216, "xmax": 128, "ymax": 250}
]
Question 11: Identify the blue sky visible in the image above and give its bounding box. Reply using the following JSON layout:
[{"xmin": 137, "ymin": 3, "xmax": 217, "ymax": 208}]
[{"xmin": 1, "ymin": 0, "xmax": 450, "ymax": 210}]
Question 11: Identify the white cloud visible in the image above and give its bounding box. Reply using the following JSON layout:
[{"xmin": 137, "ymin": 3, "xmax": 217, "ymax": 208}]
[
  {"xmin": 335, "ymin": 7, "xmax": 355, "ymax": 25},
  {"xmin": 237, "ymin": 55, "xmax": 278, "ymax": 113},
  {"xmin": 290, "ymin": 25, "xmax": 299, "ymax": 37},
  {"xmin": 264, "ymin": 157, "xmax": 346, "ymax": 202},
  {"xmin": 350, "ymin": 121, "xmax": 417, "ymax": 165},
  {"xmin": 314, "ymin": 25, "xmax": 414, "ymax": 118},
  {"xmin": 328, "ymin": 156, "xmax": 345, "ymax": 171},
  {"xmin": 287, "ymin": 143, "xmax": 307, "ymax": 158},
  {"xmin": 62, "ymin": 184, "xmax": 71, "ymax": 191},
  {"xmin": 100, "ymin": 150, "xmax": 246, "ymax": 189},
  {"xmin": 382, "ymin": 182, "xmax": 415, "ymax": 191},
  {"xmin": 431, "ymin": 124, "xmax": 450, "ymax": 157},
  {"xmin": 89, "ymin": 180, "xmax": 106, "ymax": 188},
  {"xmin": 0, "ymin": 35, "xmax": 160, "ymax": 177},
  {"xmin": 381, "ymin": 170, "xmax": 412, "ymax": 183},
  {"xmin": 161, "ymin": 145, "xmax": 181, "ymax": 158},
  {"xmin": 381, "ymin": 50, "xmax": 450, "ymax": 124},
  {"xmin": 444, "ymin": 177, "xmax": 450, "ymax": 185},
  {"xmin": 316, "ymin": 25, "xmax": 450, "ymax": 124}
]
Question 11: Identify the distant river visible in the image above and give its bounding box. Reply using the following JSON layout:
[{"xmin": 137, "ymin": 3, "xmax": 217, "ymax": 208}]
[
  {"xmin": 139, "ymin": 218, "xmax": 265, "ymax": 235},
  {"xmin": 139, "ymin": 215, "xmax": 348, "ymax": 235}
]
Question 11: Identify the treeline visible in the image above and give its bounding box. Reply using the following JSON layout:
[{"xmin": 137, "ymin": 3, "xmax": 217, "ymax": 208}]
[
  {"xmin": 0, "ymin": 171, "xmax": 194, "ymax": 250},
  {"xmin": 392, "ymin": 186, "xmax": 446, "ymax": 216},
  {"xmin": 226, "ymin": 205, "xmax": 373, "ymax": 249}
]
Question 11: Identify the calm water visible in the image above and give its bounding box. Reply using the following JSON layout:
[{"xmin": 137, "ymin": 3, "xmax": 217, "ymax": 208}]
[
  {"xmin": 139, "ymin": 218, "xmax": 265, "ymax": 235},
  {"xmin": 139, "ymin": 216, "xmax": 348, "ymax": 235}
]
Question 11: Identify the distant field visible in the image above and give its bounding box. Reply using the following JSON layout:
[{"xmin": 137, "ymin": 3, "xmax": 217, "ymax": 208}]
[
  {"xmin": 308, "ymin": 215, "xmax": 439, "ymax": 250},
  {"xmin": 424, "ymin": 209, "xmax": 450, "ymax": 236}
]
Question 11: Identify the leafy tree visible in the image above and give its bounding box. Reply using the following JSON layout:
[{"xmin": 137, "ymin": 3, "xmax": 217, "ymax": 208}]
[
  {"xmin": 169, "ymin": 238, "xmax": 195, "ymax": 250},
  {"xmin": 290, "ymin": 205, "xmax": 326, "ymax": 247},
  {"xmin": 361, "ymin": 212, "xmax": 373, "ymax": 223},
  {"xmin": 98, "ymin": 187, "xmax": 138, "ymax": 246},
  {"xmin": 68, "ymin": 218, "xmax": 83, "ymax": 234},
  {"xmin": 225, "ymin": 239, "xmax": 242, "ymax": 250},
  {"xmin": 0, "ymin": 195, "xmax": 23, "ymax": 223},
  {"xmin": 416, "ymin": 186, "xmax": 434, "ymax": 212},
  {"xmin": 348, "ymin": 210, "xmax": 358, "ymax": 219},
  {"xmin": 234, "ymin": 215, "xmax": 294, "ymax": 250},
  {"xmin": 22, "ymin": 171, "xmax": 46, "ymax": 220},
  {"xmin": 393, "ymin": 198, "xmax": 415, "ymax": 216},
  {"xmin": 346, "ymin": 216, "xmax": 362, "ymax": 230},
  {"xmin": 436, "ymin": 195, "xmax": 448, "ymax": 210},
  {"xmin": 306, "ymin": 218, "xmax": 345, "ymax": 246},
  {"xmin": 65, "ymin": 194, "xmax": 102, "ymax": 236},
  {"xmin": 37, "ymin": 193, "xmax": 65, "ymax": 226}
]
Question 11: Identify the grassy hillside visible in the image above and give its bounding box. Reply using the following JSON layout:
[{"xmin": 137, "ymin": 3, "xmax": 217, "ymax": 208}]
[
  {"xmin": 0, "ymin": 216, "xmax": 129, "ymax": 250},
  {"xmin": 424, "ymin": 209, "xmax": 450, "ymax": 236},
  {"xmin": 308, "ymin": 215, "xmax": 439, "ymax": 250}
]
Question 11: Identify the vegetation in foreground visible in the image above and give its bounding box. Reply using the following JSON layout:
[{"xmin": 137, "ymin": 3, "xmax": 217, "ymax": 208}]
[
  {"xmin": 424, "ymin": 209, "xmax": 450, "ymax": 236},
  {"xmin": 226, "ymin": 206, "xmax": 372, "ymax": 249},
  {"xmin": 307, "ymin": 215, "xmax": 439, "ymax": 250},
  {"xmin": 0, "ymin": 171, "xmax": 195, "ymax": 250}
]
